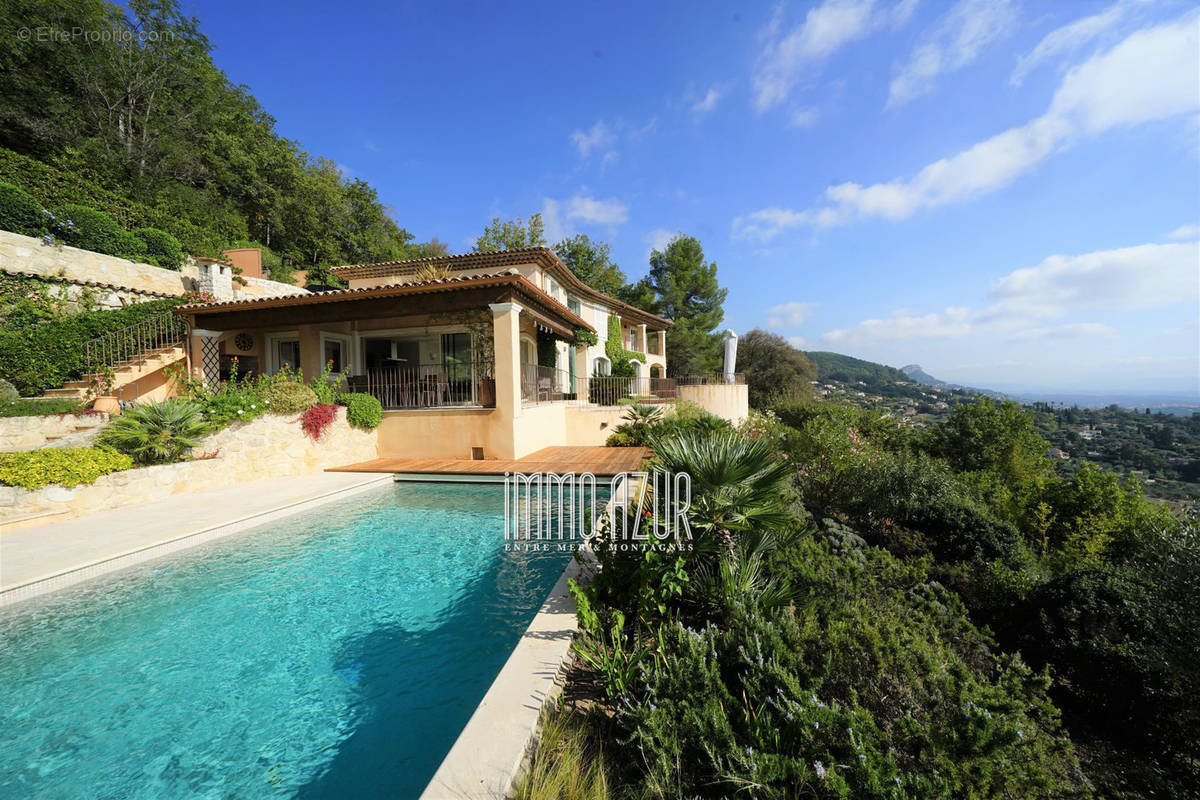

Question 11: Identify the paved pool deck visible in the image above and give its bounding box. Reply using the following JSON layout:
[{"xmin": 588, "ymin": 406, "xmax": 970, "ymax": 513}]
[{"xmin": 0, "ymin": 471, "xmax": 392, "ymax": 605}]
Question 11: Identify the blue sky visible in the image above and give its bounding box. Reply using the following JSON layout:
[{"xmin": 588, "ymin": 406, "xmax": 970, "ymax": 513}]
[{"xmin": 190, "ymin": 0, "xmax": 1199, "ymax": 394}]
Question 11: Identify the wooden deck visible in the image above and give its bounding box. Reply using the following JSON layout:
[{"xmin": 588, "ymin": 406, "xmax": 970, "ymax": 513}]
[{"xmin": 327, "ymin": 445, "xmax": 651, "ymax": 477}]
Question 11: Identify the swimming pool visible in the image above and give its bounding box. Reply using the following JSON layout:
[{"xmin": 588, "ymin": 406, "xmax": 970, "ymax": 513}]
[{"xmin": 0, "ymin": 482, "xmax": 574, "ymax": 799}]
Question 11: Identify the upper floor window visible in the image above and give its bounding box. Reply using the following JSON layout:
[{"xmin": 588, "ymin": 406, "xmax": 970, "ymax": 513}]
[
  {"xmin": 545, "ymin": 276, "xmax": 562, "ymax": 303},
  {"xmin": 568, "ymin": 296, "xmax": 581, "ymax": 316}
]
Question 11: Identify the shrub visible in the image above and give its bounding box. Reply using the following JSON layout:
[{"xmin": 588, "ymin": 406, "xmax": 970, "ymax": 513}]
[
  {"xmin": 339, "ymin": 392, "xmax": 382, "ymax": 430},
  {"xmin": 0, "ymin": 446, "xmax": 132, "ymax": 489},
  {"xmin": 54, "ymin": 204, "xmax": 145, "ymax": 259},
  {"xmin": 0, "ymin": 398, "xmax": 87, "ymax": 417},
  {"xmin": 0, "ymin": 298, "xmax": 182, "ymax": 396},
  {"xmin": 259, "ymin": 379, "xmax": 318, "ymax": 414},
  {"xmin": 0, "ymin": 182, "xmax": 47, "ymax": 237},
  {"xmin": 300, "ymin": 403, "xmax": 339, "ymax": 440},
  {"xmin": 131, "ymin": 227, "xmax": 183, "ymax": 269},
  {"xmin": 97, "ymin": 400, "xmax": 208, "ymax": 465},
  {"xmin": 614, "ymin": 534, "xmax": 1089, "ymax": 799}
]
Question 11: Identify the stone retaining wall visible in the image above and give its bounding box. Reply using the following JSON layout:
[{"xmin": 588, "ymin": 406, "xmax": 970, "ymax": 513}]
[
  {"xmin": 0, "ymin": 412, "xmax": 109, "ymax": 452},
  {"xmin": 0, "ymin": 229, "xmax": 306, "ymax": 306},
  {"xmin": 0, "ymin": 408, "xmax": 377, "ymax": 526}
]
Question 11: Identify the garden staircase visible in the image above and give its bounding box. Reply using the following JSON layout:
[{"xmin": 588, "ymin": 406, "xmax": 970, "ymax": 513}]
[{"xmin": 39, "ymin": 311, "xmax": 188, "ymax": 402}]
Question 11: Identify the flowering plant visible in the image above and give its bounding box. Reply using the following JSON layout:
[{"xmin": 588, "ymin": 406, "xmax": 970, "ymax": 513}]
[{"xmin": 300, "ymin": 403, "xmax": 339, "ymax": 441}]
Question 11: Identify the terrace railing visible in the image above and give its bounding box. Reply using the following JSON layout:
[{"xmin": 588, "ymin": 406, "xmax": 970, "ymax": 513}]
[
  {"xmin": 677, "ymin": 373, "xmax": 746, "ymax": 385},
  {"xmin": 351, "ymin": 361, "xmax": 495, "ymax": 409},
  {"xmin": 83, "ymin": 310, "xmax": 188, "ymax": 374},
  {"xmin": 521, "ymin": 364, "xmax": 574, "ymax": 405},
  {"xmin": 583, "ymin": 376, "xmax": 678, "ymax": 406}
]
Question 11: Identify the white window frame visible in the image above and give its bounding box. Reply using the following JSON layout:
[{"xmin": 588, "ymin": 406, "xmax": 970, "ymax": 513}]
[
  {"xmin": 319, "ymin": 332, "xmax": 352, "ymax": 376},
  {"xmin": 266, "ymin": 331, "xmax": 301, "ymax": 374}
]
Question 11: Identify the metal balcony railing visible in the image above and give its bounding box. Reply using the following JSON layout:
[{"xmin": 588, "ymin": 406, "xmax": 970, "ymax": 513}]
[
  {"xmin": 348, "ymin": 361, "xmax": 495, "ymax": 409},
  {"xmin": 83, "ymin": 310, "xmax": 188, "ymax": 374}
]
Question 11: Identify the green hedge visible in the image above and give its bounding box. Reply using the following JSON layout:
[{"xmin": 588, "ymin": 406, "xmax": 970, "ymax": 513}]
[
  {"xmin": 0, "ymin": 298, "xmax": 182, "ymax": 396},
  {"xmin": 55, "ymin": 204, "xmax": 146, "ymax": 260},
  {"xmin": 339, "ymin": 392, "xmax": 383, "ymax": 429},
  {"xmin": 132, "ymin": 227, "xmax": 184, "ymax": 270},
  {"xmin": 0, "ymin": 447, "xmax": 133, "ymax": 489},
  {"xmin": 0, "ymin": 183, "xmax": 47, "ymax": 237}
]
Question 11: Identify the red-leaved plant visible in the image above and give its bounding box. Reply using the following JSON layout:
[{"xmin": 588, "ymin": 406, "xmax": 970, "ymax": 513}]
[{"xmin": 300, "ymin": 403, "xmax": 339, "ymax": 440}]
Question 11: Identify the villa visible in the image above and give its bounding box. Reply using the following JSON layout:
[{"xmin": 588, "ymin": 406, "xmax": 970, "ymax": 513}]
[{"xmin": 176, "ymin": 247, "xmax": 746, "ymax": 460}]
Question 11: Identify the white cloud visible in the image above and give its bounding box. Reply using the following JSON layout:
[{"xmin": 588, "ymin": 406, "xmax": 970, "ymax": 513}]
[
  {"xmin": 819, "ymin": 240, "xmax": 1198, "ymax": 346},
  {"xmin": 790, "ymin": 107, "xmax": 820, "ymax": 128},
  {"xmin": 565, "ymin": 194, "xmax": 629, "ymax": 226},
  {"xmin": 1010, "ymin": 1, "xmax": 1135, "ymax": 86},
  {"xmin": 541, "ymin": 198, "xmax": 568, "ymax": 244},
  {"xmin": 570, "ymin": 121, "xmax": 616, "ymax": 159},
  {"xmin": 732, "ymin": 206, "xmax": 811, "ymax": 240},
  {"xmin": 691, "ymin": 86, "xmax": 724, "ymax": 115},
  {"xmin": 767, "ymin": 301, "xmax": 818, "ymax": 328},
  {"xmin": 787, "ymin": 335, "xmax": 808, "ymax": 348},
  {"xmin": 738, "ymin": 13, "xmax": 1200, "ymax": 237},
  {"xmin": 823, "ymin": 306, "xmax": 976, "ymax": 346},
  {"xmin": 752, "ymin": 0, "xmax": 917, "ymax": 112},
  {"xmin": 542, "ymin": 192, "xmax": 629, "ymax": 242},
  {"xmin": 986, "ymin": 242, "xmax": 1198, "ymax": 318},
  {"xmin": 888, "ymin": 0, "xmax": 1017, "ymax": 107},
  {"xmin": 644, "ymin": 228, "xmax": 675, "ymax": 255},
  {"xmin": 1167, "ymin": 223, "xmax": 1200, "ymax": 240},
  {"xmin": 1007, "ymin": 323, "xmax": 1118, "ymax": 342}
]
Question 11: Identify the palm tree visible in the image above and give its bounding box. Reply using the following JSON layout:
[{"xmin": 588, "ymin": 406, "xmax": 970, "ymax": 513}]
[
  {"xmin": 97, "ymin": 400, "xmax": 208, "ymax": 465},
  {"xmin": 650, "ymin": 431, "xmax": 796, "ymax": 554}
]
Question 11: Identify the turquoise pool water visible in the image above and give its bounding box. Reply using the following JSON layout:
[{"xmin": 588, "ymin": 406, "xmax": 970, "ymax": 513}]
[{"xmin": 0, "ymin": 482, "xmax": 574, "ymax": 799}]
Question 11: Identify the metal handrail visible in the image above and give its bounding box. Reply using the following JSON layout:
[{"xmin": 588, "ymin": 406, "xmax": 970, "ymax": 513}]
[
  {"xmin": 83, "ymin": 311, "xmax": 188, "ymax": 375},
  {"xmin": 352, "ymin": 361, "xmax": 495, "ymax": 409}
]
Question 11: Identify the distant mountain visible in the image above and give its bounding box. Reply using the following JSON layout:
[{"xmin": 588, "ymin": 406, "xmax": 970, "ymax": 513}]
[
  {"xmin": 900, "ymin": 364, "xmax": 945, "ymax": 386},
  {"xmin": 804, "ymin": 351, "xmax": 910, "ymax": 385}
]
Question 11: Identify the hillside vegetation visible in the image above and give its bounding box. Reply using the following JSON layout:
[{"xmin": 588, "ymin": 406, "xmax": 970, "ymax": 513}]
[{"xmin": 0, "ymin": 0, "xmax": 442, "ymax": 283}]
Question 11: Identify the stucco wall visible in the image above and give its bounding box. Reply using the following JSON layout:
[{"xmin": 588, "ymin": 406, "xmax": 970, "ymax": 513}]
[
  {"xmin": 377, "ymin": 408, "xmax": 503, "ymax": 460},
  {"xmin": 0, "ymin": 407, "xmax": 377, "ymax": 526},
  {"xmin": 0, "ymin": 412, "xmax": 109, "ymax": 453},
  {"xmin": 376, "ymin": 403, "xmax": 629, "ymax": 460},
  {"xmin": 679, "ymin": 384, "xmax": 749, "ymax": 425}
]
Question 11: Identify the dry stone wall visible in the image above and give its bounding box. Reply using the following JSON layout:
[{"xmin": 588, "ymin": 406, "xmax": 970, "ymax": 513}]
[
  {"xmin": 0, "ymin": 229, "xmax": 306, "ymax": 305},
  {"xmin": 0, "ymin": 412, "xmax": 108, "ymax": 452}
]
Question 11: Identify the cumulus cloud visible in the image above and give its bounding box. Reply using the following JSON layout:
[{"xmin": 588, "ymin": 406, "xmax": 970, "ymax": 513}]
[
  {"xmin": 736, "ymin": 13, "xmax": 1200, "ymax": 238},
  {"xmin": 570, "ymin": 121, "xmax": 617, "ymax": 159},
  {"xmin": 888, "ymin": 0, "xmax": 1018, "ymax": 107},
  {"xmin": 819, "ymin": 240, "xmax": 1198, "ymax": 346},
  {"xmin": 787, "ymin": 335, "xmax": 808, "ymax": 348},
  {"xmin": 1167, "ymin": 222, "xmax": 1200, "ymax": 240},
  {"xmin": 767, "ymin": 301, "xmax": 818, "ymax": 328},
  {"xmin": 565, "ymin": 194, "xmax": 629, "ymax": 226},
  {"xmin": 752, "ymin": 0, "xmax": 917, "ymax": 112},
  {"xmin": 985, "ymin": 242, "xmax": 1197, "ymax": 318},
  {"xmin": 541, "ymin": 192, "xmax": 630, "ymax": 242},
  {"xmin": 1010, "ymin": 1, "xmax": 1136, "ymax": 86}
]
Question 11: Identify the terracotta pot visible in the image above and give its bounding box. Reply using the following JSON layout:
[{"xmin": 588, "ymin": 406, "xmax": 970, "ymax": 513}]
[
  {"xmin": 91, "ymin": 396, "xmax": 121, "ymax": 416},
  {"xmin": 478, "ymin": 377, "xmax": 496, "ymax": 407}
]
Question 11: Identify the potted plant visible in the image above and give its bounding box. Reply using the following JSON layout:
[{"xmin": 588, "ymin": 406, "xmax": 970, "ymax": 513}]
[{"xmin": 88, "ymin": 367, "xmax": 120, "ymax": 416}]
